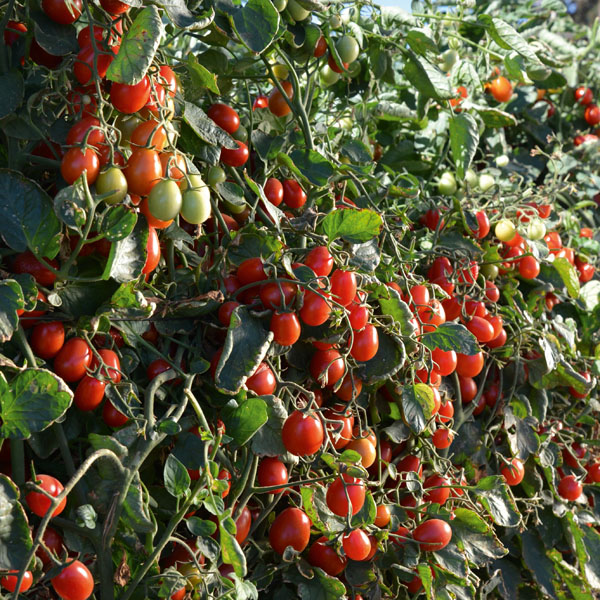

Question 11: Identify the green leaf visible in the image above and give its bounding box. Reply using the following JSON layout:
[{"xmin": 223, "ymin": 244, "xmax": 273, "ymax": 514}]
[
  {"xmin": 187, "ymin": 517, "xmax": 217, "ymax": 537},
  {"xmin": 0, "ymin": 475, "xmax": 33, "ymax": 570},
  {"xmin": 215, "ymin": 306, "xmax": 273, "ymax": 394},
  {"xmin": 553, "ymin": 257, "xmax": 580, "ymax": 299},
  {"xmin": 471, "ymin": 476, "xmax": 521, "ymax": 527},
  {"xmin": 160, "ymin": 0, "xmax": 214, "ymax": 29},
  {"xmin": 251, "ymin": 130, "xmax": 285, "ymax": 161},
  {"xmin": 226, "ymin": 227, "xmax": 283, "ymax": 266},
  {"xmin": 520, "ymin": 529, "xmax": 557, "ymax": 598},
  {"xmin": 59, "ymin": 281, "xmax": 120, "ymax": 319},
  {"xmin": 289, "ymin": 149, "xmax": 335, "ymax": 187},
  {"xmin": 222, "ymin": 397, "xmax": 269, "ymax": 445},
  {"xmin": 452, "ymin": 508, "xmax": 507, "ymax": 566},
  {"xmin": 406, "ymin": 28, "xmax": 439, "ymax": 56},
  {"xmin": 100, "ymin": 205, "xmax": 137, "ymax": 242},
  {"xmin": 340, "ymin": 140, "xmax": 373, "ymax": 164},
  {"xmin": 53, "ymin": 180, "xmax": 87, "ymax": 232},
  {"xmin": 0, "ymin": 72, "xmax": 23, "ymax": 120},
  {"xmin": 106, "ymin": 218, "xmax": 148, "ymax": 283},
  {"xmin": 182, "ymin": 101, "xmax": 237, "ymax": 149},
  {"xmin": 0, "ymin": 169, "xmax": 62, "ymax": 258},
  {"xmin": 230, "ymin": 0, "xmax": 280, "ymax": 53},
  {"xmin": 106, "ymin": 6, "xmax": 165, "ymax": 84},
  {"xmin": 403, "ymin": 50, "xmax": 453, "ymax": 101},
  {"xmin": 164, "ymin": 454, "xmax": 191, "ymax": 498},
  {"xmin": 123, "ymin": 475, "xmax": 156, "ymax": 533},
  {"xmin": 187, "ymin": 54, "xmax": 220, "ymax": 94},
  {"xmin": 251, "ymin": 396, "xmax": 290, "ymax": 457},
  {"xmin": 0, "ymin": 280, "xmax": 24, "ymax": 343},
  {"xmin": 399, "ymin": 383, "xmax": 435, "ymax": 434},
  {"xmin": 220, "ymin": 522, "xmax": 247, "ymax": 577},
  {"xmin": 172, "ymin": 432, "xmax": 206, "ymax": 472},
  {"xmin": 581, "ymin": 522, "xmax": 600, "ymax": 590},
  {"xmin": 375, "ymin": 287, "xmax": 417, "ymax": 336},
  {"xmin": 320, "ymin": 209, "xmax": 382, "ymax": 244},
  {"xmin": 0, "ymin": 369, "xmax": 73, "ymax": 439},
  {"xmin": 421, "ymin": 323, "xmax": 480, "ymax": 355},
  {"xmin": 30, "ymin": 8, "xmax": 78, "ymax": 56},
  {"xmin": 449, "ymin": 113, "xmax": 479, "ymax": 179},
  {"xmin": 475, "ymin": 106, "xmax": 518, "ymax": 128},
  {"xmin": 357, "ymin": 332, "xmax": 405, "ymax": 384},
  {"xmin": 297, "ymin": 567, "xmax": 347, "ymax": 599}
]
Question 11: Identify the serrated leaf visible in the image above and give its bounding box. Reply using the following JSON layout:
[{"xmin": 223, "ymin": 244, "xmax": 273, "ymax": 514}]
[
  {"xmin": 472, "ymin": 476, "xmax": 521, "ymax": 527},
  {"xmin": 107, "ymin": 6, "xmax": 164, "ymax": 84},
  {"xmin": 187, "ymin": 54, "xmax": 220, "ymax": 94},
  {"xmin": 320, "ymin": 209, "xmax": 382, "ymax": 244}
]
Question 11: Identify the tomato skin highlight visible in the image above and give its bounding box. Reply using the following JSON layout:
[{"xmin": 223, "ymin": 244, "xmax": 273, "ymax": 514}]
[
  {"xmin": 1, "ymin": 571, "xmax": 33, "ymax": 593},
  {"xmin": 501, "ymin": 458, "xmax": 525, "ymax": 486},
  {"xmin": 26, "ymin": 474, "xmax": 67, "ymax": 518},
  {"xmin": 412, "ymin": 518, "xmax": 452, "ymax": 552},
  {"xmin": 281, "ymin": 410, "xmax": 324, "ymax": 456},
  {"xmin": 269, "ymin": 507, "xmax": 311, "ymax": 555},
  {"xmin": 53, "ymin": 337, "xmax": 92, "ymax": 383},
  {"xmin": 326, "ymin": 474, "xmax": 365, "ymax": 516},
  {"xmin": 51, "ymin": 560, "xmax": 94, "ymax": 600}
]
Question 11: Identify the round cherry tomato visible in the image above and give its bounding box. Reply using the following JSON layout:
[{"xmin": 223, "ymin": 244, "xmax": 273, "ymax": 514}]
[
  {"xmin": 218, "ymin": 301, "xmax": 240, "ymax": 326},
  {"xmin": 413, "ymin": 518, "xmax": 452, "ymax": 552},
  {"xmin": 1, "ymin": 570, "xmax": 33, "ymax": 593},
  {"xmin": 418, "ymin": 299, "xmax": 446, "ymax": 332},
  {"xmin": 575, "ymin": 86, "xmax": 593, "ymax": 105},
  {"xmin": 330, "ymin": 270, "xmax": 356, "ymax": 307},
  {"xmin": 432, "ymin": 428, "xmax": 453, "ymax": 449},
  {"xmin": 374, "ymin": 504, "xmax": 391, "ymax": 528},
  {"xmin": 74, "ymin": 43, "xmax": 116, "ymax": 85},
  {"xmin": 4, "ymin": 20, "xmax": 27, "ymax": 46},
  {"xmin": 336, "ymin": 34, "xmax": 360, "ymax": 63},
  {"xmin": 501, "ymin": 457, "xmax": 524, "ymax": 486},
  {"xmin": 314, "ymin": 35, "xmax": 328, "ymax": 58},
  {"xmin": 489, "ymin": 76, "xmax": 512, "ymax": 102},
  {"xmin": 220, "ymin": 140, "xmax": 249, "ymax": 167},
  {"xmin": 51, "ymin": 560, "xmax": 94, "ymax": 600},
  {"xmin": 26, "ymin": 474, "xmax": 66, "ymax": 518},
  {"xmin": 160, "ymin": 151, "xmax": 187, "ymax": 181},
  {"xmin": 260, "ymin": 281, "xmax": 297, "ymax": 309},
  {"xmin": 207, "ymin": 103, "xmax": 240, "ymax": 134},
  {"xmin": 42, "ymin": 0, "xmax": 82, "ymax": 24},
  {"xmin": 458, "ymin": 375, "xmax": 477, "ymax": 402},
  {"xmin": 326, "ymin": 474, "xmax": 365, "ymax": 516},
  {"xmin": 324, "ymin": 404, "xmax": 354, "ymax": 449},
  {"xmin": 102, "ymin": 400, "xmax": 129, "ymax": 427},
  {"xmin": 74, "ymin": 375, "xmax": 106, "ymax": 411},
  {"xmin": 519, "ymin": 255, "xmax": 540, "ymax": 279},
  {"xmin": 305, "ymin": 246, "xmax": 333, "ymax": 276},
  {"xmin": 308, "ymin": 536, "xmax": 347, "ymax": 575},
  {"xmin": 438, "ymin": 400, "xmax": 454, "ymax": 423},
  {"xmin": 246, "ymin": 362, "xmax": 276, "ymax": 395},
  {"xmin": 300, "ymin": 290, "xmax": 331, "ymax": 326},
  {"xmin": 130, "ymin": 119, "xmax": 167, "ymax": 150},
  {"xmin": 111, "ymin": 77, "xmax": 151, "ymax": 114},
  {"xmin": 67, "ymin": 117, "xmax": 104, "ymax": 148},
  {"xmin": 349, "ymin": 302, "xmax": 369, "ymax": 331},
  {"xmin": 456, "ymin": 352, "xmax": 484, "ymax": 378},
  {"xmin": 263, "ymin": 178, "xmax": 284, "ymax": 206},
  {"xmin": 342, "ymin": 528, "xmax": 371, "ymax": 561},
  {"xmin": 350, "ymin": 324, "xmax": 379, "ymax": 362},
  {"xmin": 281, "ymin": 410, "xmax": 324, "ymax": 456},
  {"xmin": 345, "ymin": 438, "xmax": 376, "ymax": 468},
  {"xmin": 269, "ymin": 507, "xmax": 311, "ymax": 554},
  {"xmin": 470, "ymin": 211, "xmax": 490, "ymax": 238},
  {"xmin": 268, "ymin": 81, "xmax": 294, "ymax": 117},
  {"xmin": 124, "ymin": 148, "xmax": 162, "ymax": 197},
  {"xmin": 61, "ymin": 147, "xmax": 100, "ymax": 185},
  {"xmin": 13, "ymin": 252, "xmax": 58, "ymax": 286},
  {"xmin": 54, "ymin": 337, "xmax": 92, "ymax": 382},
  {"xmin": 431, "ymin": 347, "xmax": 457, "ymax": 376},
  {"xmin": 100, "ymin": 0, "xmax": 130, "ymax": 14},
  {"xmin": 282, "ymin": 179, "xmax": 307, "ymax": 209},
  {"xmin": 466, "ymin": 316, "xmax": 495, "ymax": 343},
  {"xmin": 585, "ymin": 104, "xmax": 600, "ymax": 126},
  {"xmin": 253, "ymin": 95, "xmax": 268, "ymax": 110},
  {"xmin": 558, "ymin": 475, "xmax": 583, "ymax": 501},
  {"xmin": 336, "ymin": 372, "xmax": 363, "ymax": 402},
  {"xmin": 31, "ymin": 321, "xmax": 65, "ymax": 359},
  {"xmin": 257, "ymin": 457, "xmax": 289, "ymax": 493},
  {"xmin": 423, "ymin": 474, "xmax": 451, "ymax": 505},
  {"xmin": 237, "ymin": 257, "xmax": 267, "ymax": 287},
  {"xmin": 36, "ymin": 526, "xmax": 63, "ymax": 565},
  {"xmin": 310, "ymin": 348, "xmax": 345, "ymax": 387},
  {"xmin": 270, "ymin": 311, "xmax": 301, "ymax": 346},
  {"xmin": 148, "ymin": 179, "xmax": 182, "ymax": 221}
]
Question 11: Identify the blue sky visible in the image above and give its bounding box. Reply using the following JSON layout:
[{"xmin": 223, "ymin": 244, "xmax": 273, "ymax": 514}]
[{"xmin": 377, "ymin": 0, "xmax": 412, "ymax": 8}]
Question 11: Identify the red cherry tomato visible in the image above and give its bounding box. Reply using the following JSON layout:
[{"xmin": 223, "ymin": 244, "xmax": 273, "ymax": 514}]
[
  {"xmin": 412, "ymin": 518, "xmax": 452, "ymax": 552},
  {"xmin": 281, "ymin": 410, "xmax": 324, "ymax": 456},
  {"xmin": 220, "ymin": 140, "xmax": 249, "ymax": 167},
  {"xmin": 111, "ymin": 77, "xmax": 151, "ymax": 114},
  {"xmin": 53, "ymin": 337, "xmax": 92, "ymax": 382},
  {"xmin": 263, "ymin": 178, "xmax": 284, "ymax": 206},
  {"xmin": 257, "ymin": 457, "xmax": 289, "ymax": 493},
  {"xmin": 269, "ymin": 507, "xmax": 311, "ymax": 554},
  {"xmin": 268, "ymin": 81, "xmax": 293, "ymax": 117},
  {"xmin": 585, "ymin": 104, "xmax": 600, "ymax": 126},
  {"xmin": 305, "ymin": 246, "xmax": 333, "ymax": 276},
  {"xmin": 1, "ymin": 571, "xmax": 33, "ymax": 593},
  {"xmin": 423, "ymin": 474, "xmax": 451, "ymax": 505},
  {"xmin": 237, "ymin": 257, "xmax": 267, "ymax": 287},
  {"xmin": 253, "ymin": 95, "xmax": 268, "ymax": 110},
  {"xmin": 456, "ymin": 352, "xmax": 484, "ymax": 378},
  {"xmin": 350, "ymin": 323, "xmax": 379, "ymax": 361},
  {"xmin": 125, "ymin": 148, "xmax": 162, "ymax": 196},
  {"xmin": 300, "ymin": 289, "xmax": 331, "ymax": 326},
  {"xmin": 310, "ymin": 348, "xmax": 345, "ymax": 387},
  {"xmin": 308, "ymin": 536, "xmax": 347, "ymax": 575},
  {"xmin": 61, "ymin": 147, "xmax": 100, "ymax": 185},
  {"xmin": 558, "ymin": 475, "xmax": 583, "ymax": 501},
  {"xmin": 42, "ymin": 0, "xmax": 82, "ymax": 24},
  {"xmin": 330, "ymin": 270, "xmax": 357, "ymax": 307},
  {"xmin": 74, "ymin": 375, "xmax": 106, "ymax": 411},
  {"xmin": 100, "ymin": 0, "xmax": 131, "ymax": 14},
  {"xmin": 51, "ymin": 560, "xmax": 94, "ymax": 600},
  {"xmin": 13, "ymin": 251, "xmax": 58, "ymax": 286},
  {"xmin": 30, "ymin": 321, "xmax": 65, "ymax": 359},
  {"xmin": 259, "ymin": 281, "xmax": 297, "ymax": 309},
  {"xmin": 326, "ymin": 474, "xmax": 365, "ymax": 516},
  {"xmin": 470, "ymin": 211, "xmax": 490, "ymax": 238},
  {"xmin": 501, "ymin": 457, "xmax": 525, "ymax": 486},
  {"xmin": 431, "ymin": 347, "xmax": 457, "ymax": 376},
  {"xmin": 489, "ymin": 76, "xmax": 512, "ymax": 102},
  {"xmin": 207, "ymin": 103, "xmax": 240, "ymax": 134},
  {"xmin": 466, "ymin": 316, "xmax": 495, "ymax": 343},
  {"xmin": 246, "ymin": 362, "xmax": 277, "ymax": 395},
  {"xmin": 26, "ymin": 474, "xmax": 66, "ymax": 518},
  {"xmin": 575, "ymin": 86, "xmax": 593, "ymax": 105},
  {"xmin": 143, "ymin": 226, "xmax": 161, "ymax": 275},
  {"xmin": 282, "ymin": 179, "xmax": 307, "ymax": 209},
  {"xmin": 102, "ymin": 400, "xmax": 129, "ymax": 427},
  {"xmin": 519, "ymin": 255, "xmax": 540, "ymax": 279},
  {"xmin": 270, "ymin": 311, "xmax": 301, "ymax": 346},
  {"xmin": 432, "ymin": 428, "xmax": 453, "ymax": 449},
  {"xmin": 342, "ymin": 528, "xmax": 371, "ymax": 561}
]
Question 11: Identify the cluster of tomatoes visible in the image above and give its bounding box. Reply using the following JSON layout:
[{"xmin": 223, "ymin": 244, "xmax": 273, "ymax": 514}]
[{"xmin": 573, "ymin": 85, "xmax": 600, "ymax": 146}]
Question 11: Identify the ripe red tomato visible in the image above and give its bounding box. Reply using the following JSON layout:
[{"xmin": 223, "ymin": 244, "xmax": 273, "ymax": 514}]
[
  {"xmin": 259, "ymin": 281, "xmax": 297, "ymax": 309},
  {"xmin": 207, "ymin": 103, "xmax": 240, "ymax": 134},
  {"xmin": 130, "ymin": 120, "xmax": 167, "ymax": 150},
  {"xmin": 326, "ymin": 474, "xmax": 365, "ymax": 516},
  {"xmin": 586, "ymin": 462, "xmax": 600, "ymax": 483},
  {"xmin": 558, "ymin": 475, "xmax": 583, "ymax": 501},
  {"xmin": 577, "ymin": 261, "xmax": 595, "ymax": 283},
  {"xmin": 336, "ymin": 372, "xmax": 363, "ymax": 402},
  {"xmin": 67, "ymin": 117, "xmax": 105, "ymax": 148},
  {"xmin": 125, "ymin": 148, "xmax": 162, "ymax": 196},
  {"xmin": 282, "ymin": 179, "xmax": 307, "ymax": 209},
  {"xmin": 74, "ymin": 44, "xmax": 116, "ymax": 85},
  {"xmin": 264, "ymin": 178, "xmax": 284, "ymax": 206},
  {"xmin": 305, "ymin": 246, "xmax": 333, "ymax": 276},
  {"xmin": 158, "ymin": 65, "xmax": 177, "ymax": 97},
  {"xmin": 246, "ymin": 362, "xmax": 277, "ymax": 395},
  {"xmin": 268, "ymin": 81, "xmax": 294, "ymax": 117},
  {"xmin": 37, "ymin": 526, "xmax": 63, "ymax": 565},
  {"xmin": 1, "ymin": 570, "xmax": 33, "ymax": 593},
  {"xmin": 330, "ymin": 270, "xmax": 357, "ymax": 307},
  {"xmin": 374, "ymin": 504, "xmax": 391, "ymax": 528},
  {"xmin": 431, "ymin": 347, "xmax": 457, "ymax": 376},
  {"xmin": 418, "ymin": 299, "xmax": 446, "ymax": 332},
  {"xmin": 13, "ymin": 252, "xmax": 58, "ymax": 286},
  {"xmin": 26, "ymin": 474, "xmax": 66, "ymax": 518},
  {"xmin": 111, "ymin": 77, "xmax": 151, "ymax": 114},
  {"xmin": 51, "ymin": 560, "xmax": 94, "ymax": 600},
  {"xmin": 235, "ymin": 506, "xmax": 252, "ymax": 544},
  {"xmin": 323, "ymin": 404, "xmax": 354, "ymax": 449},
  {"xmin": 310, "ymin": 348, "xmax": 345, "ymax": 386},
  {"xmin": 61, "ymin": 147, "xmax": 100, "ymax": 185},
  {"xmin": 269, "ymin": 507, "xmax": 311, "ymax": 554},
  {"xmin": 218, "ymin": 300, "xmax": 240, "ymax": 326},
  {"xmin": 350, "ymin": 323, "xmax": 379, "ymax": 362},
  {"xmin": 485, "ymin": 280, "xmax": 500, "ymax": 303},
  {"xmin": 349, "ymin": 302, "xmax": 369, "ymax": 330},
  {"xmin": 94, "ymin": 348, "xmax": 121, "ymax": 383},
  {"xmin": 314, "ymin": 35, "xmax": 328, "ymax": 58},
  {"xmin": 308, "ymin": 536, "xmax": 347, "ymax": 575},
  {"xmin": 412, "ymin": 518, "xmax": 452, "ymax": 552},
  {"xmin": 575, "ymin": 86, "xmax": 593, "ymax": 105},
  {"xmin": 300, "ymin": 289, "xmax": 332, "ymax": 326},
  {"xmin": 342, "ymin": 528, "xmax": 371, "ymax": 561},
  {"xmin": 489, "ymin": 76, "xmax": 512, "ymax": 102},
  {"xmin": 257, "ymin": 457, "xmax": 289, "ymax": 493},
  {"xmin": 423, "ymin": 474, "xmax": 451, "ymax": 505},
  {"xmin": 30, "ymin": 321, "xmax": 65, "ymax": 359},
  {"xmin": 458, "ymin": 376, "xmax": 477, "ymax": 403},
  {"xmin": 432, "ymin": 428, "xmax": 453, "ymax": 449},
  {"xmin": 501, "ymin": 457, "xmax": 525, "ymax": 486},
  {"xmin": 328, "ymin": 52, "xmax": 349, "ymax": 73},
  {"xmin": 519, "ymin": 255, "xmax": 540, "ymax": 279},
  {"xmin": 253, "ymin": 95, "xmax": 268, "ymax": 110},
  {"xmin": 102, "ymin": 400, "xmax": 129, "ymax": 427},
  {"xmin": 270, "ymin": 311, "xmax": 301, "ymax": 346},
  {"xmin": 4, "ymin": 20, "xmax": 27, "ymax": 46},
  {"xmin": 143, "ymin": 226, "xmax": 161, "ymax": 275},
  {"xmin": 466, "ymin": 316, "xmax": 495, "ymax": 343},
  {"xmin": 220, "ymin": 140, "xmax": 249, "ymax": 167},
  {"xmin": 438, "ymin": 400, "xmax": 454, "ymax": 424},
  {"xmin": 54, "ymin": 337, "xmax": 92, "ymax": 382},
  {"xmin": 456, "ymin": 352, "xmax": 484, "ymax": 378},
  {"xmin": 585, "ymin": 104, "xmax": 600, "ymax": 126},
  {"xmin": 281, "ymin": 410, "xmax": 324, "ymax": 456},
  {"xmin": 74, "ymin": 375, "xmax": 106, "ymax": 411},
  {"xmin": 100, "ymin": 0, "xmax": 130, "ymax": 13},
  {"xmin": 147, "ymin": 358, "xmax": 175, "ymax": 382},
  {"xmin": 470, "ymin": 211, "xmax": 490, "ymax": 238},
  {"xmin": 237, "ymin": 257, "xmax": 267, "ymax": 287},
  {"xmin": 42, "ymin": 0, "xmax": 82, "ymax": 24}
]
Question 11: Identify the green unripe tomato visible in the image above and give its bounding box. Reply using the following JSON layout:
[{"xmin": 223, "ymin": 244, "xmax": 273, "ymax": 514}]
[
  {"xmin": 347, "ymin": 59, "xmax": 361, "ymax": 78},
  {"xmin": 115, "ymin": 114, "xmax": 142, "ymax": 145},
  {"xmin": 207, "ymin": 166, "xmax": 226, "ymax": 187},
  {"xmin": 272, "ymin": 0, "xmax": 287, "ymax": 11},
  {"xmin": 440, "ymin": 49, "xmax": 458, "ymax": 72},
  {"xmin": 232, "ymin": 125, "xmax": 248, "ymax": 143},
  {"xmin": 495, "ymin": 218, "xmax": 516, "ymax": 242},
  {"xmin": 287, "ymin": 0, "xmax": 310, "ymax": 21},
  {"xmin": 438, "ymin": 172, "xmax": 457, "ymax": 195},
  {"xmin": 481, "ymin": 263, "xmax": 499, "ymax": 280},
  {"xmin": 95, "ymin": 167, "xmax": 128, "ymax": 204},
  {"xmin": 465, "ymin": 168, "xmax": 478, "ymax": 189},
  {"xmin": 181, "ymin": 189, "xmax": 211, "ymax": 224},
  {"xmin": 329, "ymin": 14, "xmax": 342, "ymax": 28},
  {"xmin": 448, "ymin": 37, "xmax": 461, "ymax": 50},
  {"xmin": 495, "ymin": 154, "xmax": 510, "ymax": 167},
  {"xmin": 148, "ymin": 179, "xmax": 182, "ymax": 222},
  {"xmin": 478, "ymin": 173, "xmax": 495, "ymax": 192},
  {"xmin": 320, "ymin": 64, "xmax": 340, "ymax": 86},
  {"xmin": 527, "ymin": 219, "xmax": 546, "ymax": 241},
  {"xmin": 336, "ymin": 35, "xmax": 360, "ymax": 64}
]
